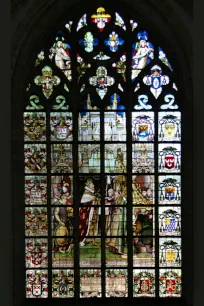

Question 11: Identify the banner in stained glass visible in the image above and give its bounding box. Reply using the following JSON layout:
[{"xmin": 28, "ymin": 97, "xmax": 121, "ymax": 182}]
[
  {"xmin": 159, "ymin": 238, "xmax": 182, "ymax": 267},
  {"xmin": 158, "ymin": 112, "xmax": 181, "ymax": 141},
  {"xmin": 158, "ymin": 144, "xmax": 181, "ymax": 173}
]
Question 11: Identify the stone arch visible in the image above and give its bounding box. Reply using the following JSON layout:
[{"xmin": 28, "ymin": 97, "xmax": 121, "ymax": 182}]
[{"xmin": 11, "ymin": 1, "xmax": 193, "ymax": 305}]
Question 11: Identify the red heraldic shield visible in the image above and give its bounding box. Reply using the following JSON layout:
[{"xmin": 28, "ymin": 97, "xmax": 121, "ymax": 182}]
[
  {"xmin": 166, "ymin": 279, "xmax": 176, "ymax": 293},
  {"xmin": 165, "ymin": 156, "xmax": 175, "ymax": 169},
  {"xmin": 140, "ymin": 279, "xmax": 150, "ymax": 293}
]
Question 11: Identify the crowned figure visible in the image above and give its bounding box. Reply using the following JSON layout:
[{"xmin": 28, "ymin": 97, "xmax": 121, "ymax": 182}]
[{"xmin": 79, "ymin": 177, "xmax": 101, "ymax": 246}]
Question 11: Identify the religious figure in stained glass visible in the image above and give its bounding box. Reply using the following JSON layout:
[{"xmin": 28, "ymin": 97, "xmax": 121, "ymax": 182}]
[
  {"xmin": 49, "ymin": 38, "xmax": 72, "ymax": 81},
  {"xmin": 51, "ymin": 176, "xmax": 72, "ymax": 205},
  {"xmin": 132, "ymin": 31, "xmax": 154, "ymax": 80},
  {"xmin": 132, "ymin": 207, "xmax": 155, "ymax": 266},
  {"xmin": 132, "ymin": 175, "xmax": 155, "ymax": 205},
  {"xmin": 79, "ymin": 177, "xmax": 101, "ymax": 246}
]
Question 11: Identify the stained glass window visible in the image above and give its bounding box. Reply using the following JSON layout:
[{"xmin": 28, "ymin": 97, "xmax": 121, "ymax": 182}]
[{"xmin": 23, "ymin": 5, "xmax": 182, "ymax": 300}]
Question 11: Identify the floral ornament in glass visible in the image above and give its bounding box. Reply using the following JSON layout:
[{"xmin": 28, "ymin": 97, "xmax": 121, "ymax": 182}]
[
  {"xmin": 104, "ymin": 31, "xmax": 124, "ymax": 52},
  {"xmin": 34, "ymin": 66, "xmax": 60, "ymax": 99},
  {"xmin": 112, "ymin": 53, "xmax": 126, "ymax": 81},
  {"xmin": 35, "ymin": 50, "xmax": 45, "ymax": 67},
  {"xmin": 89, "ymin": 66, "xmax": 115, "ymax": 99},
  {"xmin": 77, "ymin": 54, "xmax": 91, "ymax": 82},
  {"xmin": 79, "ymin": 32, "xmax": 99, "ymax": 53}
]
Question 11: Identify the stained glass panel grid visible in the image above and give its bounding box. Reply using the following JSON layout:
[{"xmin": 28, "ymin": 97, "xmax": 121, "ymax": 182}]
[{"xmin": 22, "ymin": 5, "xmax": 185, "ymax": 300}]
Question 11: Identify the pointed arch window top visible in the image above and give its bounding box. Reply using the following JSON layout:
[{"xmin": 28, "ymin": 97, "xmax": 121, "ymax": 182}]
[{"xmin": 23, "ymin": 5, "xmax": 183, "ymax": 301}]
